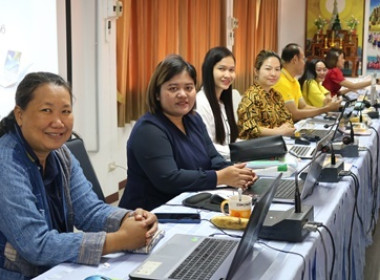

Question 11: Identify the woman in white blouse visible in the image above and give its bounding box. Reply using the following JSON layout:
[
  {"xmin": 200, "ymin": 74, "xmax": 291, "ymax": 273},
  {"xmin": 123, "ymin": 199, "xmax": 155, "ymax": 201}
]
[{"xmin": 196, "ymin": 46, "xmax": 240, "ymax": 160}]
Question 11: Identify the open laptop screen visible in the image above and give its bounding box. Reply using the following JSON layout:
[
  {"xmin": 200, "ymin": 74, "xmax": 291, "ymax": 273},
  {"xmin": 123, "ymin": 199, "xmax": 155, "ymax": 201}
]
[{"xmin": 226, "ymin": 173, "xmax": 282, "ymax": 280}]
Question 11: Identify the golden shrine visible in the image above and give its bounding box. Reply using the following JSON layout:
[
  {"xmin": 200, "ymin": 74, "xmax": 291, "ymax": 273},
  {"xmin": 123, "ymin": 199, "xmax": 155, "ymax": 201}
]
[{"xmin": 309, "ymin": 29, "xmax": 359, "ymax": 77}]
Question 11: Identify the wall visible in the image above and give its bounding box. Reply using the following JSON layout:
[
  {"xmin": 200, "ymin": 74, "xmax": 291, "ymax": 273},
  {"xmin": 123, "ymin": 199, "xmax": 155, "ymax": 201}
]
[
  {"xmin": 75, "ymin": 0, "xmax": 308, "ymax": 199},
  {"xmin": 69, "ymin": 0, "xmax": 131, "ymax": 198},
  {"xmin": 278, "ymin": 0, "xmax": 306, "ymax": 52}
]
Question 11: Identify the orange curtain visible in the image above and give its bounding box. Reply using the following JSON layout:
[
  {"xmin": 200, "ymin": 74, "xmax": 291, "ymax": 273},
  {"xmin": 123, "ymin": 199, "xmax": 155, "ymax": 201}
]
[
  {"xmin": 117, "ymin": 0, "xmax": 225, "ymax": 125},
  {"xmin": 233, "ymin": 0, "xmax": 278, "ymax": 96}
]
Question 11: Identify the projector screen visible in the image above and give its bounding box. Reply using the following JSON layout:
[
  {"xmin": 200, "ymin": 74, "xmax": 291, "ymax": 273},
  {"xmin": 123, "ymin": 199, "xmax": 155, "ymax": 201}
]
[{"xmin": 0, "ymin": 0, "xmax": 65, "ymax": 120}]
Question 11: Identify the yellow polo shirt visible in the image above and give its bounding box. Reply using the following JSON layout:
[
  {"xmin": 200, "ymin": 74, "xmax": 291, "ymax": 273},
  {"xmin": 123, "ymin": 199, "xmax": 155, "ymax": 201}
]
[{"xmin": 273, "ymin": 68, "xmax": 302, "ymax": 108}]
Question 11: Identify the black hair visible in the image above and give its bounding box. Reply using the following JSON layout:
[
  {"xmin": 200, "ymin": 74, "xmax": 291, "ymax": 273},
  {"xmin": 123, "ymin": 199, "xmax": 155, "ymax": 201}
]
[
  {"xmin": 201, "ymin": 46, "xmax": 238, "ymax": 144},
  {"xmin": 281, "ymin": 43, "xmax": 301, "ymax": 63},
  {"xmin": 254, "ymin": 50, "xmax": 282, "ymax": 71},
  {"xmin": 324, "ymin": 47, "xmax": 344, "ymax": 69},
  {"xmin": 298, "ymin": 59, "xmax": 325, "ymax": 100},
  {"xmin": 146, "ymin": 54, "xmax": 197, "ymax": 114},
  {"xmin": 0, "ymin": 72, "xmax": 72, "ymax": 137}
]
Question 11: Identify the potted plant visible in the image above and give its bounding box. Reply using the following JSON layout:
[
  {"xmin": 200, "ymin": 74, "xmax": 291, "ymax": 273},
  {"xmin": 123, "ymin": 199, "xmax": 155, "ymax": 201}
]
[
  {"xmin": 346, "ymin": 15, "xmax": 359, "ymax": 34},
  {"xmin": 314, "ymin": 15, "xmax": 328, "ymax": 34}
]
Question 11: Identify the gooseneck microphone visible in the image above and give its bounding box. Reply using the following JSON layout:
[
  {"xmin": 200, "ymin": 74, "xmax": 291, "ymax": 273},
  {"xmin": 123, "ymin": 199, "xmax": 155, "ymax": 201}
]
[
  {"xmin": 294, "ymin": 171, "xmax": 301, "ymax": 213},
  {"xmin": 330, "ymin": 143, "xmax": 336, "ymax": 165}
]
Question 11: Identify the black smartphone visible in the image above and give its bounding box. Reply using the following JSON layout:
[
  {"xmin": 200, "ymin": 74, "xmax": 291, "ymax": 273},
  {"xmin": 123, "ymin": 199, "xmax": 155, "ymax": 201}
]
[{"xmin": 155, "ymin": 213, "xmax": 201, "ymax": 223}]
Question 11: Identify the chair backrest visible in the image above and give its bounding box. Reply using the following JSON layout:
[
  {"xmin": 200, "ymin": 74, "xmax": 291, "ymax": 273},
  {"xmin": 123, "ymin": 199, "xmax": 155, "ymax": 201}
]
[{"xmin": 65, "ymin": 135, "xmax": 106, "ymax": 202}]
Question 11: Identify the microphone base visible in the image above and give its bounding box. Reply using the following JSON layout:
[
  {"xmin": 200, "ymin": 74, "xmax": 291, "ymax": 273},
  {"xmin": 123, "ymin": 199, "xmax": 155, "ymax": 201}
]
[
  {"xmin": 332, "ymin": 142, "xmax": 359, "ymax": 157},
  {"xmin": 259, "ymin": 204, "xmax": 314, "ymax": 243},
  {"xmin": 367, "ymin": 110, "xmax": 379, "ymax": 119},
  {"xmin": 319, "ymin": 155, "xmax": 344, "ymax": 182}
]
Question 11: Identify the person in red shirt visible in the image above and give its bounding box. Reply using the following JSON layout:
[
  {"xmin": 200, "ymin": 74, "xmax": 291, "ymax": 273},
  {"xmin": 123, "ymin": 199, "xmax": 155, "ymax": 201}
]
[{"xmin": 323, "ymin": 47, "xmax": 379, "ymax": 96}]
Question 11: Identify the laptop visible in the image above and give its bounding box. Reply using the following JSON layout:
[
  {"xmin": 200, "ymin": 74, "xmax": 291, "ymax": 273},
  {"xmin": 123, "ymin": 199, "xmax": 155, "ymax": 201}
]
[
  {"xmin": 245, "ymin": 151, "xmax": 326, "ymax": 203},
  {"xmin": 129, "ymin": 173, "xmax": 282, "ymax": 280},
  {"xmin": 289, "ymin": 118, "xmax": 337, "ymax": 159},
  {"xmin": 297, "ymin": 127, "xmax": 331, "ymax": 140}
]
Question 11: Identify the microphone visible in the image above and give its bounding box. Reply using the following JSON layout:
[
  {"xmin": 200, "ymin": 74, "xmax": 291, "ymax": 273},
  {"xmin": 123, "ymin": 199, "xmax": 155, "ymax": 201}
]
[
  {"xmin": 259, "ymin": 158, "xmax": 315, "ymax": 242},
  {"xmin": 342, "ymin": 121, "xmax": 355, "ymax": 145},
  {"xmin": 330, "ymin": 143, "xmax": 336, "ymax": 165},
  {"xmin": 294, "ymin": 171, "xmax": 301, "ymax": 213},
  {"xmin": 319, "ymin": 142, "xmax": 344, "ymax": 182},
  {"xmin": 354, "ymin": 90, "xmax": 371, "ymax": 111},
  {"xmin": 332, "ymin": 120, "xmax": 359, "ymax": 157}
]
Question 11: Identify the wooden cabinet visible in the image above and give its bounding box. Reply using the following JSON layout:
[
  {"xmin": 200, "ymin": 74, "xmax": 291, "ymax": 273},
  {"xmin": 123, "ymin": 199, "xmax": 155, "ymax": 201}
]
[{"xmin": 308, "ymin": 29, "xmax": 359, "ymax": 77}]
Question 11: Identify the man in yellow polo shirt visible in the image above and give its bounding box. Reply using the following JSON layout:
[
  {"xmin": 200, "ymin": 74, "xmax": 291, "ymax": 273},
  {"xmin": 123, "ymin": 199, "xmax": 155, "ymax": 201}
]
[{"xmin": 273, "ymin": 43, "xmax": 340, "ymax": 122}]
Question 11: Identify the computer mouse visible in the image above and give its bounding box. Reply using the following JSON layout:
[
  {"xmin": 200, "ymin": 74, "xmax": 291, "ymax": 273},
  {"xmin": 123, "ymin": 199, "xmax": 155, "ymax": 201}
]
[
  {"xmin": 294, "ymin": 137, "xmax": 310, "ymax": 145},
  {"xmin": 185, "ymin": 192, "xmax": 211, "ymax": 204},
  {"xmin": 303, "ymin": 135, "xmax": 320, "ymax": 142},
  {"xmin": 84, "ymin": 275, "xmax": 113, "ymax": 280},
  {"xmin": 210, "ymin": 194, "xmax": 225, "ymax": 204}
]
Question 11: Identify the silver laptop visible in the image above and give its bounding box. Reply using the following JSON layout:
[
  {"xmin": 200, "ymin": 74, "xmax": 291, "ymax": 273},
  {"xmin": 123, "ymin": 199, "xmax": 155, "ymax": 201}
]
[
  {"xmin": 289, "ymin": 120, "xmax": 337, "ymax": 159},
  {"xmin": 246, "ymin": 151, "xmax": 326, "ymax": 203},
  {"xmin": 129, "ymin": 174, "xmax": 282, "ymax": 280}
]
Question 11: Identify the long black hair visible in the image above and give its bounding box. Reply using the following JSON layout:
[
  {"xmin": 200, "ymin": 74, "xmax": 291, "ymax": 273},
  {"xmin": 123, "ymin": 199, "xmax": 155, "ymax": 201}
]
[
  {"xmin": 298, "ymin": 59, "xmax": 325, "ymax": 99},
  {"xmin": 201, "ymin": 46, "xmax": 238, "ymax": 144},
  {"xmin": 0, "ymin": 72, "xmax": 72, "ymax": 137}
]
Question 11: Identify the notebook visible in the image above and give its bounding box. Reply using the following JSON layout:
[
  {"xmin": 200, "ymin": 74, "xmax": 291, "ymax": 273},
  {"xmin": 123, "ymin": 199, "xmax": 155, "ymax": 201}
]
[
  {"xmin": 246, "ymin": 151, "xmax": 326, "ymax": 203},
  {"xmin": 129, "ymin": 173, "xmax": 282, "ymax": 280}
]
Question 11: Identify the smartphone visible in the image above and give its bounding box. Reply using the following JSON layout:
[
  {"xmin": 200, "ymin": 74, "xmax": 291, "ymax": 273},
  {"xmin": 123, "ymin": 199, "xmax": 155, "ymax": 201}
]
[{"xmin": 155, "ymin": 213, "xmax": 201, "ymax": 223}]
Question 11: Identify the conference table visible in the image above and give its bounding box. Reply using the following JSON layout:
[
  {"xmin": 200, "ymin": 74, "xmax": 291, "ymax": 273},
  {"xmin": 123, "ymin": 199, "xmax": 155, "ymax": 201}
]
[{"xmin": 34, "ymin": 116, "xmax": 380, "ymax": 280}]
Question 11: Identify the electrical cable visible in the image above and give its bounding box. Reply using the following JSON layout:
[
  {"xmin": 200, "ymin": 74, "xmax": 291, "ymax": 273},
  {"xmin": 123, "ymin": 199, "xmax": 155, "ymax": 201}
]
[
  {"xmin": 257, "ymin": 240, "xmax": 306, "ymax": 280},
  {"xmin": 338, "ymin": 170, "xmax": 360, "ymax": 280},
  {"xmin": 317, "ymin": 228, "xmax": 328, "ymax": 280},
  {"xmin": 368, "ymin": 126, "xmax": 380, "ymax": 235},
  {"xmin": 303, "ymin": 222, "xmax": 336, "ymax": 280},
  {"xmin": 321, "ymin": 224, "xmax": 336, "ymax": 280},
  {"xmin": 359, "ymin": 145, "xmax": 376, "ymax": 235}
]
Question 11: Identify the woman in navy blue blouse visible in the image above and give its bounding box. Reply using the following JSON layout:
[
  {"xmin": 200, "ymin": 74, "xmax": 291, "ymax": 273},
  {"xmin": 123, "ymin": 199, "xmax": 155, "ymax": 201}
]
[{"xmin": 119, "ymin": 55, "xmax": 256, "ymax": 211}]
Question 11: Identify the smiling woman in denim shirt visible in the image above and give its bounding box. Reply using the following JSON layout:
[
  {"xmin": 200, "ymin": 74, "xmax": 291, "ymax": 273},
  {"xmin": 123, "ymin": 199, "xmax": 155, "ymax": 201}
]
[{"xmin": 0, "ymin": 72, "xmax": 158, "ymax": 279}]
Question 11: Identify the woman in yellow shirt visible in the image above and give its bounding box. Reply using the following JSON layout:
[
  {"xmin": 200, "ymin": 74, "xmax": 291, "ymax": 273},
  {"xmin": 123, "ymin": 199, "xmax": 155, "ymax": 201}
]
[{"xmin": 299, "ymin": 59, "xmax": 332, "ymax": 107}]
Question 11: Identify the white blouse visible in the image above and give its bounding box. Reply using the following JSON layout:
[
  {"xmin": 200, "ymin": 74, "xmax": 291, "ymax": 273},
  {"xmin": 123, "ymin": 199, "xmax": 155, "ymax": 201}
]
[{"xmin": 196, "ymin": 89, "xmax": 234, "ymax": 160}]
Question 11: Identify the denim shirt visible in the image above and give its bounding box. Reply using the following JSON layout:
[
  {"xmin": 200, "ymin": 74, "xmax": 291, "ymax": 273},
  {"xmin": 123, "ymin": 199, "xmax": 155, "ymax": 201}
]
[{"xmin": 0, "ymin": 129, "xmax": 129, "ymax": 279}]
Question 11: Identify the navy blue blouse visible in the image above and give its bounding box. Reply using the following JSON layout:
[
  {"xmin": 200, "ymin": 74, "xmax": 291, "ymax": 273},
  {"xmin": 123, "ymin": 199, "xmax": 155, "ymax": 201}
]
[{"xmin": 119, "ymin": 112, "xmax": 230, "ymax": 211}]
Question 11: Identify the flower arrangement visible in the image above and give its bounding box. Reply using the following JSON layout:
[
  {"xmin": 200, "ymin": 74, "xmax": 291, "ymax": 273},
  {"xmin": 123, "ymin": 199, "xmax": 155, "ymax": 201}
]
[
  {"xmin": 346, "ymin": 15, "xmax": 359, "ymax": 31},
  {"xmin": 314, "ymin": 15, "xmax": 328, "ymax": 31}
]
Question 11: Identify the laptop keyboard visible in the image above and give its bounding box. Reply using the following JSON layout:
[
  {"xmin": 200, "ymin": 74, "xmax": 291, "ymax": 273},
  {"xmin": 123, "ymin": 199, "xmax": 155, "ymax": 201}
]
[
  {"xmin": 275, "ymin": 180, "xmax": 296, "ymax": 199},
  {"xmin": 169, "ymin": 238, "xmax": 238, "ymax": 280},
  {"xmin": 299, "ymin": 129, "xmax": 330, "ymax": 139},
  {"xmin": 289, "ymin": 145, "xmax": 314, "ymax": 158}
]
